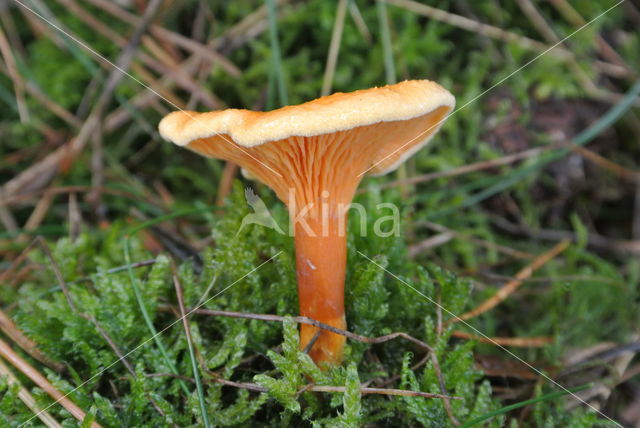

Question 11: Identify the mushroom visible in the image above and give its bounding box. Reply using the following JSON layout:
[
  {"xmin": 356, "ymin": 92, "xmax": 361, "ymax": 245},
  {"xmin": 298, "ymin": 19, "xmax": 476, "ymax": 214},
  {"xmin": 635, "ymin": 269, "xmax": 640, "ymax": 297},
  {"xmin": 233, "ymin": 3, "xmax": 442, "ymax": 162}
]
[{"xmin": 159, "ymin": 80, "xmax": 455, "ymax": 365}]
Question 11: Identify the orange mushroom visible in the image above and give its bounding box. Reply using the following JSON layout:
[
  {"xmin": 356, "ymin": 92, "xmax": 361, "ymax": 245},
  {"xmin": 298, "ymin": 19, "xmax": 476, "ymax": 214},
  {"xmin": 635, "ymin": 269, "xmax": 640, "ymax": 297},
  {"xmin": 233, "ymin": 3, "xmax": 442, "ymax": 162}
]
[{"xmin": 159, "ymin": 80, "xmax": 455, "ymax": 365}]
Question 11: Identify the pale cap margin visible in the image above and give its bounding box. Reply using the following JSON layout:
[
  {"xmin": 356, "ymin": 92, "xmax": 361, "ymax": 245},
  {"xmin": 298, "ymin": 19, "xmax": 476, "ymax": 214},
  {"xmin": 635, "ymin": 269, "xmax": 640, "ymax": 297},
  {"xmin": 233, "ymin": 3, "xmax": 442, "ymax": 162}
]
[{"xmin": 159, "ymin": 80, "xmax": 455, "ymax": 175}]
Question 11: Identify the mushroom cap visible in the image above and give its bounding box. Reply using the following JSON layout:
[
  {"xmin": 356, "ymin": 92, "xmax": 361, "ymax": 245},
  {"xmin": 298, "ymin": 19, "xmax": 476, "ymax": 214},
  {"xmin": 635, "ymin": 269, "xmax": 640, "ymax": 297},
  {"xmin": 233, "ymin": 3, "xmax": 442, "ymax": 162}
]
[{"xmin": 159, "ymin": 80, "xmax": 454, "ymax": 176}]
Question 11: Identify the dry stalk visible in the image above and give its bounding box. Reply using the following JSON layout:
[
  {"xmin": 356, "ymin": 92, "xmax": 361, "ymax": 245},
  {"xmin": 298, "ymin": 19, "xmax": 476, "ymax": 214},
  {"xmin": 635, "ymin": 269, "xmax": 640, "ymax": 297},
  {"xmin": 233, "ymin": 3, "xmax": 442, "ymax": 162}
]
[{"xmin": 453, "ymin": 240, "xmax": 571, "ymax": 323}]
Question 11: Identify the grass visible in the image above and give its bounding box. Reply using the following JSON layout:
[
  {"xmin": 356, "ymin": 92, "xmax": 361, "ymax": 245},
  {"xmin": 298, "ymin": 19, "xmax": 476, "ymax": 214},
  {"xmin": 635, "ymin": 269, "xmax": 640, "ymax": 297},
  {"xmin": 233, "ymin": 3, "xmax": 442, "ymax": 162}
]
[{"xmin": 1, "ymin": 0, "xmax": 639, "ymax": 426}]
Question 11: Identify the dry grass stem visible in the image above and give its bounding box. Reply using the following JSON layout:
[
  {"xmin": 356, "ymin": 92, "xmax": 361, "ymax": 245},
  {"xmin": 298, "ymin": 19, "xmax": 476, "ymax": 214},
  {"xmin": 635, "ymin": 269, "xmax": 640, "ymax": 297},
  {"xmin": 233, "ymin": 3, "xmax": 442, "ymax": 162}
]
[
  {"xmin": 0, "ymin": 309, "xmax": 64, "ymax": 372},
  {"xmin": 385, "ymin": 0, "xmax": 629, "ymax": 79},
  {"xmin": 205, "ymin": 372, "xmax": 459, "ymax": 400},
  {"xmin": 569, "ymin": 144, "xmax": 640, "ymax": 182},
  {"xmin": 159, "ymin": 306, "xmax": 434, "ymax": 353},
  {"xmin": 321, "ymin": 0, "xmax": 348, "ymax": 96},
  {"xmin": 0, "ymin": 358, "xmax": 62, "ymax": 428},
  {"xmin": 453, "ymin": 239, "xmax": 571, "ymax": 323},
  {"xmin": 0, "ymin": 337, "xmax": 101, "ymax": 427}
]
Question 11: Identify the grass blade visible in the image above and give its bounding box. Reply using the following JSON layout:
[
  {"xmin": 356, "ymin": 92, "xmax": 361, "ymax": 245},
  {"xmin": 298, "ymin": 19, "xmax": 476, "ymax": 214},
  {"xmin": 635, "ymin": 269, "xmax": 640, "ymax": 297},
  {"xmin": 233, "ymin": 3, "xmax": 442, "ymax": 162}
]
[
  {"xmin": 376, "ymin": 0, "xmax": 396, "ymax": 84},
  {"xmin": 265, "ymin": 0, "xmax": 288, "ymax": 106},
  {"xmin": 123, "ymin": 235, "xmax": 190, "ymax": 395},
  {"xmin": 321, "ymin": 0, "xmax": 348, "ymax": 96},
  {"xmin": 173, "ymin": 270, "xmax": 211, "ymax": 428},
  {"xmin": 460, "ymin": 384, "xmax": 592, "ymax": 427}
]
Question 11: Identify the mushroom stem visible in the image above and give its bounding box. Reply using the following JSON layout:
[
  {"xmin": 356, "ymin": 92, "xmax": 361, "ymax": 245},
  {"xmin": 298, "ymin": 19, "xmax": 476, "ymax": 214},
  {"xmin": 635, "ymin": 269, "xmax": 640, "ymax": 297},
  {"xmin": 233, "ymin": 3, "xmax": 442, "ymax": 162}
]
[{"xmin": 294, "ymin": 208, "xmax": 348, "ymax": 365}]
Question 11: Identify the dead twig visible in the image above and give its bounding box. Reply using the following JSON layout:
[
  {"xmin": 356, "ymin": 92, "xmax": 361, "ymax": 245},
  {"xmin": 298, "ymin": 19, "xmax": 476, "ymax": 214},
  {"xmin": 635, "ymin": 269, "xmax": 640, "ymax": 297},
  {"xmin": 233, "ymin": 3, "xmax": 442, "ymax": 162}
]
[
  {"xmin": 0, "ymin": 308, "xmax": 64, "ymax": 372},
  {"xmin": 0, "ymin": 237, "xmax": 40, "ymax": 284},
  {"xmin": 3, "ymin": 0, "xmax": 163, "ymax": 200},
  {"xmin": 408, "ymin": 232, "xmax": 455, "ymax": 257},
  {"xmin": 0, "ymin": 337, "xmax": 101, "ymax": 427},
  {"xmin": 549, "ymin": 0, "xmax": 635, "ymax": 76},
  {"xmin": 568, "ymin": 143, "xmax": 640, "ymax": 182},
  {"xmin": 85, "ymin": 0, "xmax": 240, "ymax": 76},
  {"xmin": 0, "ymin": 26, "xmax": 29, "ymax": 122},
  {"xmin": 0, "ymin": 358, "xmax": 62, "ymax": 428},
  {"xmin": 151, "ymin": 370, "xmax": 459, "ymax": 400},
  {"xmin": 159, "ymin": 306, "xmax": 434, "ymax": 353},
  {"xmin": 453, "ymin": 240, "xmax": 571, "ymax": 323},
  {"xmin": 514, "ymin": 0, "xmax": 609, "ymax": 101},
  {"xmin": 307, "ymin": 385, "xmax": 459, "ymax": 400}
]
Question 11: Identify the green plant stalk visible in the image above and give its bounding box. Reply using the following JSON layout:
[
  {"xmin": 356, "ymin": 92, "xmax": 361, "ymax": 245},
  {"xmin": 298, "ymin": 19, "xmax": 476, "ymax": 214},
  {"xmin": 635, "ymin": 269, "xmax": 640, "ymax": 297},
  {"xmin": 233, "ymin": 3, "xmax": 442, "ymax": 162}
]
[
  {"xmin": 376, "ymin": 0, "xmax": 411, "ymax": 200},
  {"xmin": 459, "ymin": 384, "xmax": 592, "ymax": 427},
  {"xmin": 185, "ymin": 324, "xmax": 210, "ymax": 427},
  {"xmin": 376, "ymin": 0, "xmax": 396, "ymax": 85},
  {"xmin": 266, "ymin": 0, "xmax": 288, "ymax": 106},
  {"xmin": 178, "ymin": 282, "xmax": 211, "ymax": 428},
  {"xmin": 123, "ymin": 235, "xmax": 190, "ymax": 395}
]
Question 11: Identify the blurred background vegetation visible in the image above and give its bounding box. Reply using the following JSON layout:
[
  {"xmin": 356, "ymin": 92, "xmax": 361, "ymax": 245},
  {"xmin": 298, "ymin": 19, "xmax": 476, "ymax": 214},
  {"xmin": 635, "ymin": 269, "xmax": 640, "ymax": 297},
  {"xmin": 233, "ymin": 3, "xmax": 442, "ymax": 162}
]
[{"xmin": 0, "ymin": 0, "xmax": 639, "ymax": 426}]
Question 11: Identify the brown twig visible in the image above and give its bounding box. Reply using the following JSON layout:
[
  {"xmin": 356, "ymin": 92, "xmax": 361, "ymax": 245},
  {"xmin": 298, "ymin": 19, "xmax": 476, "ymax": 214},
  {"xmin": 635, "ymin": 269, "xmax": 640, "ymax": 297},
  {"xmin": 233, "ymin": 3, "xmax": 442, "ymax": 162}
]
[
  {"xmin": 0, "ymin": 237, "xmax": 40, "ymax": 284},
  {"xmin": 151, "ymin": 369, "xmax": 458, "ymax": 400},
  {"xmin": 98, "ymin": 0, "xmax": 292, "ymax": 136},
  {"xmin": 0, "ymin": 26, "xmax": 29, "ymax": 122},
  {"xmin": 58, "ymin": 0, "xmax": 218, "ymax": 109},
  {"xmin": 16, "ymin": 192, "xmax": 56, "ymax": 245},
  {"xmin": 549, "ymin": 0, "xmax": 635, "ymax": 76},
  {"xmin": 0, "ymin": 337, "xmax": 101, "ymax": 427},
  {"xmin": 302, "ymin": 330, "xmax": 322, "ymax": 354},
  {"xmin": 453, "ymin": 240, "xmax": 571, "ymax": 323},
  {"xmin": 568, "ymin": 143, "xmax": 640, "ymax": 182},
  {"xmin": 432, "ymin": 351, "xmax": 460, "ymax": 425},
  {"xmin": 408, "ymin": 232, "xmax": 455, "ymax": 257},
  {"xmin": 514, "ymin": 0, "xmax": 603, "ymax": 99},
  {"xmin": 3, "ymin": 0, "xmax": 163, "ymax": 201},
  {"xmin": 160, "ymin": 306, "xmax": 434, "ymax": 353},
  {"xmin": 85, "ymin": 0, "xmax": 240, "ymax": 76},
  {"xmin": 308, "ymin": 385, "xmax": 459, "ymax": 399},
  {"xmin": 0, "ymin": 358, "xmax": 62, "ymax": 428},
  {"xmin": 0, "ymin": 309, "xmax": 64, "ymax": 372}
]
